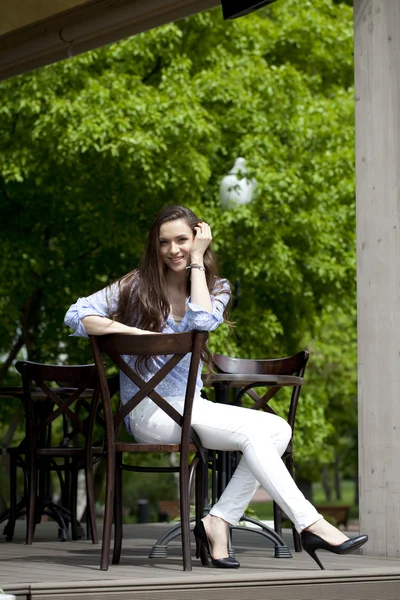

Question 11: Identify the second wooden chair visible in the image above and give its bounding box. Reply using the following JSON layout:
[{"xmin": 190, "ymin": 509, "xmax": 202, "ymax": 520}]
[
  {"xmin": 12, "ymin": 361, "xmax": 101, "ymax": 544},
  {"xmin": 211, "ymin": 350, "xmax": 310, "ymax": 553}
]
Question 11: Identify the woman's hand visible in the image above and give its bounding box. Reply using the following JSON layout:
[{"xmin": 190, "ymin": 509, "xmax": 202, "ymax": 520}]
[
  {"xmin": 189, "ymin": 221, "xmax": 213, "ymax": 312},
  {"xmin": 190, "ymin": 222, "xmax": 212, "ymax": 262}
]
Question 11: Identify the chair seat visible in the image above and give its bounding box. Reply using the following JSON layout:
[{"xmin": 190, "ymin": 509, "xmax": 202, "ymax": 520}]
[{"xmin": 116, "ymin": 443, "xmax": 198, "ymax": 453}]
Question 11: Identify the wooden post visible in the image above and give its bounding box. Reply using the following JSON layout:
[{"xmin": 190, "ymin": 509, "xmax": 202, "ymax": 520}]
[{"xmin": 354, "ymin": 0, "xmax": 400, "ymax": 557}]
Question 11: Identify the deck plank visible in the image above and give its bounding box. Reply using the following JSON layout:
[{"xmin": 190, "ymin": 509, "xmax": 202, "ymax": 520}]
[{"xmin": 1, "ymin": 523, "xmax": 400, "ymax": 599}]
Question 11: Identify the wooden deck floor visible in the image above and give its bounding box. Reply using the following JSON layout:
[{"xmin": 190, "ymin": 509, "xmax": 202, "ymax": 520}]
[{"xmin": 1, "ymin": 522, "xmax": 400, "ymax": 599}]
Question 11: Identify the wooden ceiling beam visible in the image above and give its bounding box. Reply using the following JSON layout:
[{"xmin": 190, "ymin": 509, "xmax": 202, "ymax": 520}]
[{"xmin": 0, "ymin": 0, "xmax": 219, "ymax": 81}]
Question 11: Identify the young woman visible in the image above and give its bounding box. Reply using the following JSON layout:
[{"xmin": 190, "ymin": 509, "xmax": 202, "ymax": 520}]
[{"xmin": 65, "ymin": 205, "xmax": 367, "ymax": 570}]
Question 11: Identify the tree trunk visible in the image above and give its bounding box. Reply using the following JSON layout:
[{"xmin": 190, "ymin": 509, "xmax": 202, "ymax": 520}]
[
  {"xmin": 321, "ymin": 466, "xmax": 332, "ymax": 501},
  {"xmin": 334, "ymin": 453, "xmax": 342, "ymax": 500},
  {"xmin": 297, "ymin": 478, "xmax": 313, "ymax": 503},
  {"xmin": 20, "ymin": 290, "xmax": 43, "ymax": 362}
]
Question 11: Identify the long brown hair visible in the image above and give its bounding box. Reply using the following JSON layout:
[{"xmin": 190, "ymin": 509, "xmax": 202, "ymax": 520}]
[{"xmin": 110, "ymin": 205, "xmax": 231, "ymax": 368}]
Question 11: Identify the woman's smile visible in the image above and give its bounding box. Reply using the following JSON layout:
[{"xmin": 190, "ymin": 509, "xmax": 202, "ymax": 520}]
[{"xmin": 167, "ymin": 256, "xmax": 188, "ymax": 272}]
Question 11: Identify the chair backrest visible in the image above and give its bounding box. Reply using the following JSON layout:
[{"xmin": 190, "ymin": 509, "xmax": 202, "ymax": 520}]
[
  {"xmin": 212, "ymin": 351, "xmax": 309, "ymax": 430},
  {"xmin": 212, "ymin": 351, "xmax": 309, "ymax": 377},
  {"xmin": 15, "ymin": 361, "xmax": 99, "ymax": 450},
  {"xmin": 90, "ymin": 331, "xmax": 208, "ymax": 453}
]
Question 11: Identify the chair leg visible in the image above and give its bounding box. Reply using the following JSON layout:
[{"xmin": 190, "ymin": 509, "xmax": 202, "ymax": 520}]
[
  {"xmin": 273, "ymin": 501, "xmax": 282, "ymax": 537},
  {"xmin": 85, "ymin": 457, "xmax": 98, "ymax": 544},
  {"xmin": 274, "ymin": 495, "xmax": 302, "ymax": 550},
  {"xmin": 285, "ymin": 454, "xmax": 302, "ymax": 552},
  {"xmin": 70, "ymin": 460, "xmax": 79, "ymax": 540},
  {"xmin": 61, "ymin": 457, "xmax": 70, "ymax": 519},
  {"xmin": 6, "ymin": 452, "xmax": 18, "ymax": 542},
  {"xmin": 293, "ymin": 525, "xmax": 302, "ymax": 552},
  {"xmin": 179, "ymin": 459, "xmax": 192, "ymax": 571},
  {"xmin": 112, "ymin": 453, "xmax": 123, "ymax": 564},
  {"xmin": 194, "ymin": 459, "xmax": 208, "ymax": 565},
  {"xmin": 195, "ymin": 459, "xmax": 205, "ymax": 524},
  {"xmin": 100, "ymin": 449, "xmax": 115, "ymax": 571},
  {"xmin": 26, "ymin": 455, "xmax": 37, "ymax": 545}
]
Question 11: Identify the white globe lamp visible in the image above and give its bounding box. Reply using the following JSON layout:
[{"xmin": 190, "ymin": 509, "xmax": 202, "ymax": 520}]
[{"xmin": 219, "ymin": 157, "xmax": 255, "ymax": 209}]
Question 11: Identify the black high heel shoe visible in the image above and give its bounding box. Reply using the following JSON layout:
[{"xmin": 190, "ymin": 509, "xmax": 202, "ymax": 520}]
[
  {"xmin": 301, "ymin": 530, "xmax": 368, "ymax": 570},
  {"xmin": 193, "ymin": 521, "xmax": 240, "ymax": 568}
]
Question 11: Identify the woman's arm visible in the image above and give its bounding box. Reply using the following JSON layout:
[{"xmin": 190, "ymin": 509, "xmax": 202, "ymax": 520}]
[
  {"xmin": 64, "ymin": 282, "xmax": 158, "ymax": 338},
  {"xmin": 81, "ymin": 315, "xmax": 157, "ymax": 336},
  {"xmin": 186, "ymin": 279, "xmax": 231, "ymax": 332},
  {"xmin": 189, "ymin": 222, "xmax": 213, "ymax": 313}
]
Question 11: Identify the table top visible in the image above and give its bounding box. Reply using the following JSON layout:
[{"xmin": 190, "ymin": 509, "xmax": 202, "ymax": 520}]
[
  {"xmin": 202, "ymin": 373, "xmax": 304, "ymax": 387},
  {"xmin": 0, "ymin": 387, "xmax": 94, "ymax": 400},
  {"xmin": 0, "ymin": 373, "xmax": 303, "ymax": 400},
  {"xmin": 0, "ymin": 386, "xmax": 29, "ymax": 399}
]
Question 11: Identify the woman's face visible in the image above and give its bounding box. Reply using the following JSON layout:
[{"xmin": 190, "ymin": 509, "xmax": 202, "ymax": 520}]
[{"xmin": 159, "ymin": 218, "xmax": 195, "ymax": 272}]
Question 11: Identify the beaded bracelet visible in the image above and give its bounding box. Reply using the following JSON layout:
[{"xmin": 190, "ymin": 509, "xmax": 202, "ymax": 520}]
[{"xmin": 185, "ymin": 263, "xmax": 206, "ymax": 271}]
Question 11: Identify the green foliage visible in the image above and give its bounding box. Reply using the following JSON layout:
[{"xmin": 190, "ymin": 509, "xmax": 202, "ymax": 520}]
[
  {"xmin": 119, "ymin": 454, "xmax": 178, "ymax": 519},
  {"xmin": 251, "ymin": 479, "xmax": 357, "ymax": 521},
  {"xmin": 302, "ymin": 305, "xmax": 358, "ymax": 473},
  {"xmin": 0, "ymin": 0, "xmax": 356, "ymax": 490}
]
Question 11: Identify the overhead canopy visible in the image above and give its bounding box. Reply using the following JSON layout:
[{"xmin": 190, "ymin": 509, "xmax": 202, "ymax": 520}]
[{"xmin": 0, "ymin": 0, "xmax": 219, "ymax": 81}]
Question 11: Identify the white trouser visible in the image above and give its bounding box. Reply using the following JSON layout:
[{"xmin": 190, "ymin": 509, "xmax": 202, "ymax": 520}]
[{"xmin": 130, "ymin": 395, "xmax": 322, "ymax": 532}]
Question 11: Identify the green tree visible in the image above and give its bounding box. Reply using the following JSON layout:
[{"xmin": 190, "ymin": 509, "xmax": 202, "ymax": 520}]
[{"xmin": 0, "ymin": 0, "xmax": 356, "ymax": 487}]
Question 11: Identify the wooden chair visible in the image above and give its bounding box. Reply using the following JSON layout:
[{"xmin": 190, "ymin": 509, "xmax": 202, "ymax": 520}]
[
  {"xmin": 211, "ymin": 350, "xmax": 310, "ymax": 553},
  {"xmin": 11, "ymin": 361, "xmax": 101, "ymax": 544},
  {"xmin": 90, "ymin": 330, "xmax": 208, "ymax": 571}
]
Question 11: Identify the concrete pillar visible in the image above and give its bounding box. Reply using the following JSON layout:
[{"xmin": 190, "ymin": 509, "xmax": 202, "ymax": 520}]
[{"xmin": 354, "ymin": 0, "xmax": 400, "ymax": 557}]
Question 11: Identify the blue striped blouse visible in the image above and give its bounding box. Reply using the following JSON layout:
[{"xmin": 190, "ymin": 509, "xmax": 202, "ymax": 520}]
[{"xmin": 64, "ymin": 279, "xmax": 231, "ymax": 433}]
